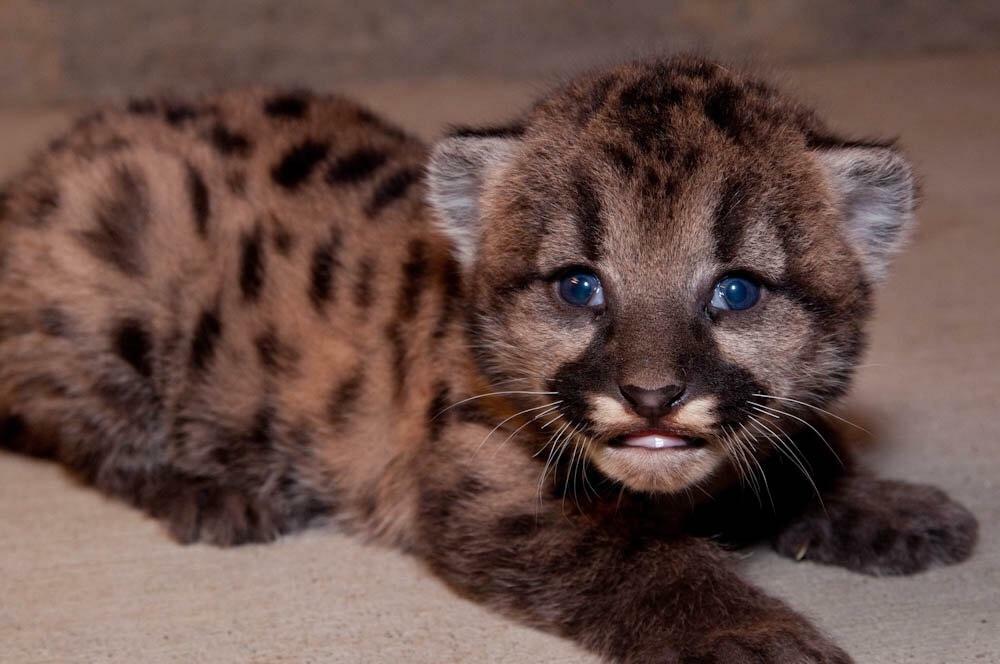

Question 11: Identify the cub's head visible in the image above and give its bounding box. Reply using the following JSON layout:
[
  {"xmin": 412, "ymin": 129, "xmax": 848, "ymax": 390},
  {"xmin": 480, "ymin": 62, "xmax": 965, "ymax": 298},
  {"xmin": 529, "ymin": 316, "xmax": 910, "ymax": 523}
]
[{"xmin": 427, "ymin": 56, "xmax": 916, "ymax": 494}]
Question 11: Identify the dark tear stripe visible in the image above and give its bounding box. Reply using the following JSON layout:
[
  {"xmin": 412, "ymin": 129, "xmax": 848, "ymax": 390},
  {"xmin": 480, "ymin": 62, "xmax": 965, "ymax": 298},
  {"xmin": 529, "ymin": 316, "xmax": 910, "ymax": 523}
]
[
  {"xmin": 264, "ymin": 93, "xmax": 309, "ymax": 118},
  {"xmin": 352, "ymin": 255, "xmax": 376, "ymax": 311},
  {"xmin": 190, "ymin": 306, "xmax": 223, "ymax": 372},
  {"xmin": 239, "ymin": 223, "xmax": 266, "ymax": 302},
  {"xmin": 425, "ymin": 380, "xmax": 451, "ymax": 444},
  {"xmin": 271, "ymin": 140, "xmax": 330, "ymax": 189},
  {"xmin": 327, "ymin": 364, "xmax": 365, "ymax": 430},
  {"xmin": 677, "ymin": 317, "xmax": 767, "ymax": 427},
  {"xmin": 571, "ymin": 175, "xmax": 603, "ymax": 263},
  {"xmin": 364, "ymin": 168, "xmax": 421, "ymax": 219},
  {"xmin": 185, "ymin": 163, "xmax": 210, "ymax": 238},
  {"xmin": 78, "ymin": 166, "xmax": 149, "ymax": 276},
  {"xmin": 309, "ymin": 231, "xmax": 343, "ymax": 311},
  {"xmin": 395, "ymin": 238, "xmax": 429, "ymax": 322},
  {"xmin": 712, "ymin": 178, "xmax": 746, "ymax": 263},
  {"xmin": 548, "ymin": 321, "xmax": 613, "ymax": 437},
  {"xmin": 325, "ymin": 149, "xmax": 388, "ymax": 185},
  {"xmin": 113, "ymin": 318, "xmax": 154, "ymax": 378},
  {"xmin": 210, "ymin": 123, "xmax": 253, "ymax": 157}
]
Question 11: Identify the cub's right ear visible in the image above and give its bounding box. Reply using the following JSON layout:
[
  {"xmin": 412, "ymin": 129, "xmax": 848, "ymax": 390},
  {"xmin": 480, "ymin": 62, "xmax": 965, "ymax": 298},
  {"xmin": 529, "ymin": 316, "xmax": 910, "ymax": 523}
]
[{"xmin": 426, "ymin": 134, "xmax": 519, "ymax": 268}]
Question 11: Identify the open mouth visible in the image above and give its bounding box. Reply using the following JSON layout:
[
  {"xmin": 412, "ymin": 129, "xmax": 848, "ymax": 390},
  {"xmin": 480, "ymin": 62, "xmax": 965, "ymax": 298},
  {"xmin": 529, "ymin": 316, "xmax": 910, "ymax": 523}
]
[{"xmin": 612, "ymin": 429, "xmax": 704, "ymax": 450}]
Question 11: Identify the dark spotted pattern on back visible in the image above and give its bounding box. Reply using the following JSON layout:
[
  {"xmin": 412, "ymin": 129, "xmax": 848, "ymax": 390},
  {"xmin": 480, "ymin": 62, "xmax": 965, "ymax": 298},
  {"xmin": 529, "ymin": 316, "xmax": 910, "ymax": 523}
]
[
  {"xmin": 353, "ymin": 256, "xmax": 376, "ymax": 310},
  {"xmin": 164, "ymin": 103, "xmax": 199, "ymax": 126},
  {"xmin": 327, "ymin": 364, "xmax": 365, "ymax": 429},
  {"xmin": 185, "ymin": 164, "xmax": 210, "ymax": 237},
  {"xmin": 190, "ymin": 306, "xmax": 222, "ymax": 373},
  {"xmin": 77, "ymin": 166, "xmax": 149, "ymax": 276},
  {"xmin": 272, "ymin": 140, "xmax": 329, "ymax": 189},
  {"xmin": 326, "ymin": 149, "xmax": 387, "ymax": 185},
  {"xmin": 210, "ymin": 124, "xmax": 253, "ymax": 157},
  {"xmin": 113, "ymin": 318, "xmax": 154, "ymax": 378},
  {"xmin": 365, "ymin": 168, "xmax": 421, "ymax": 218},
  {"xmin": 309, "ymin": 232, "xmax": 342, "ymax": 310},
  {"xmin": 239, "ymin": 223, "xmax": 266, "ymax": 302},
  {"xmin": 264, "ymin": 93, "xmax": 309, "ymax": 118}
]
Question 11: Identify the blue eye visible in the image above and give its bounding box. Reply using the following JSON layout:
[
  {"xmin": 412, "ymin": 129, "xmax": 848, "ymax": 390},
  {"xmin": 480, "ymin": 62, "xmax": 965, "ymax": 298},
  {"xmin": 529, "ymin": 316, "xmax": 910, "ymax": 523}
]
[
  {"xmin": 710, "ymin": 276, "xmax": 761, "ymax": 311},
  {"xmin": 557, "ymin": 272, "xmax": 605, "ymax": 308}
]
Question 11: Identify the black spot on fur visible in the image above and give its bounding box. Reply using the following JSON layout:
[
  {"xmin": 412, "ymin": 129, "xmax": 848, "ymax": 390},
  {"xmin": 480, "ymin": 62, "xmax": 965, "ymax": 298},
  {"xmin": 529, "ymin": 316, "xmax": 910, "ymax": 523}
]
[
  {"xmin": 425, "ymin": 381, "xmax": 450, "ymax": 443},
  {"xmin": 448, "ymin": 124, "xmax": 526, "ymax": 139},
  {"xmin": 571, "ymin": 176, "xmax": 603, "ymax": 262},
  {"xmin": 127, "ymin": 98, "xmax": 157, "ymax": 115},
  {"xmin": 254, "ymin": 327, "xmax": 300, "ymax": 375},
  {"xmin": 353, "ymin": 256, "xmax": 376, "ymax": 311},
  {"xmin": 264, "ymin": 93, "xmax": 309, "ymax": 118},
  {"xmin": 210, "ymin": 124, "xmax": 253, "ymax": 157},
  {"xmin": 164, "ymin": 103, "xmax": 198, "ymax": 126},
  {"xmin": 576, "ymin": 75, "xmax": 615, "ymax": 125},
  {"xmin": 271, "ymin": 140, "xmax": 329, "ymax": 189},
  {"xmin": 364, "ymin": 168, "xmax": 421, "ymax": 218},
  {"xmin": 239, "ymin": 223, "xmax": 266, "ymax": 302},
  {"xmin": 309, "ymin": 232, "xmax": 342, "ymax": 311},
  {"xmin": 78, "ymin": 166, "xmax": 149, "ymax": 276},
  {"xmin": 396, "ymin": 239, "xmax": 429, "ymax": 321},
  {"xmin": 327, "ymin": 365, "xmax": 365, "ymax": 429},
  {"xmin": 185, "ymin": 164, "xmax": 210, "ymax": 237},
  {"xmin": 190, "ymin": 307, "xmax": 222, "ymax": 373},
  {"xmin": 113, "ymin": 318, "xmax": 154, "ymax": 378},
  {"xmin": 704, "ymin": 82, "xmax": 752, "ymax": 143},
  {"xmin": 325, "ymin": 149, "xmax": 387, "ymax": 185}
]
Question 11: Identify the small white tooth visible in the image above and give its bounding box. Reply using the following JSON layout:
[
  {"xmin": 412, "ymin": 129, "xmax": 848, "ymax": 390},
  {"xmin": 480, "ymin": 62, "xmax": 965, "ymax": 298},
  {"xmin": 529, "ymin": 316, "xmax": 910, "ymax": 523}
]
[{"xmin": 623, "ymin": 434, "xmax": 688, "ymax": 449}]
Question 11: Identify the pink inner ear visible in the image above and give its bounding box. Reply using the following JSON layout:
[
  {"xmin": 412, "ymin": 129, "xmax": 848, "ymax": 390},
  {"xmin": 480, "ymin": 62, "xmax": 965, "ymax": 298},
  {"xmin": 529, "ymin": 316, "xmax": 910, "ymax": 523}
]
[{"xmin": 812, "ymin": 146, "xmax": 916, "ymax": 282}]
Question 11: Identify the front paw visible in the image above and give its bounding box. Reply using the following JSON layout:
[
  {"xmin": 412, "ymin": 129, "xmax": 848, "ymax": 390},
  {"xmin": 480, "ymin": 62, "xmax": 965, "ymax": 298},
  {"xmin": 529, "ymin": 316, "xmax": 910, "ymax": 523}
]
[
  {"xmin": 775, "ymin": 478, "xmax": 977, "ymax": 575},
  {"xmin": 679, "ymin": 617, "xmax": 851, "ymax": 663}
]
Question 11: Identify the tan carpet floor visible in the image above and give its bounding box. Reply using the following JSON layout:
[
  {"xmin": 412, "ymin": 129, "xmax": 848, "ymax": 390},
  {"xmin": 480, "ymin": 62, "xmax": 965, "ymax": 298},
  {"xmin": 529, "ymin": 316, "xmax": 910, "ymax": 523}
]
[{"xmin": 1, "ymin": 54, "xmax": 998, "ymax": 663}]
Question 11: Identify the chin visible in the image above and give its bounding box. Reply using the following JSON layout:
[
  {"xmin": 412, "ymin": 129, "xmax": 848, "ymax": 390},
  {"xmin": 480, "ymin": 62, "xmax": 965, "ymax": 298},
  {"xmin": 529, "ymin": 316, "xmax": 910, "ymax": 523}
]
[{"xmin": 588, "ymin": 438, "xmax": 726, "ymax": 494}]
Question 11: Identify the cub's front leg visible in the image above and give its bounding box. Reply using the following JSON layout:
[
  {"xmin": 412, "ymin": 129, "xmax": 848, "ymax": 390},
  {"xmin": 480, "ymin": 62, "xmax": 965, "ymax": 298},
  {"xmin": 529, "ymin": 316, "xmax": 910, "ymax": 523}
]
[
  {"xmin": 775, "ymin": 474, "xmax": 978, "ymax": 576},
  {"xmin": 415, "ymin": 470, "xmax": 850, "ymax": 663}
]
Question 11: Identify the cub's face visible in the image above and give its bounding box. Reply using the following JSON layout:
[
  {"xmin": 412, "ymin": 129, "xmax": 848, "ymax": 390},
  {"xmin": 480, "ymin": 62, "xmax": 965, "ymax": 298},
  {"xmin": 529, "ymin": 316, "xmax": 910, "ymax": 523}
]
[{"xmin": 429, "ymin": 57, "xmax": 915, "ymax": 493}]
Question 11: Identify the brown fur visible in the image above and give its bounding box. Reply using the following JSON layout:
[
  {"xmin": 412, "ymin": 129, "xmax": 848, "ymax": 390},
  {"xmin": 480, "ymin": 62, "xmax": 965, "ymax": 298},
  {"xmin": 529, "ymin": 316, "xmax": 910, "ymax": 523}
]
[{"xmin": 0, "ymin": 58, "xmax": 976, "ymax": 662}]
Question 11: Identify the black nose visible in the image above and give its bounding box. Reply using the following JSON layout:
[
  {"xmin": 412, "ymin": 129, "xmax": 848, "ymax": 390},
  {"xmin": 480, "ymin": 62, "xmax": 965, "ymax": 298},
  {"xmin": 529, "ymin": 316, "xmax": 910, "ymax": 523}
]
[{"xmin": 619, "ymin": 383, "xmax": 687, "ymax": 420}]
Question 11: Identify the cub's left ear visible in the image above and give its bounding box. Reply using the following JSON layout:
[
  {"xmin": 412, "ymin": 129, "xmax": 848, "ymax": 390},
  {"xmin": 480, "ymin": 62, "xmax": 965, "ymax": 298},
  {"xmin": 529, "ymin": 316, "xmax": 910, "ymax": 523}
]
[
  {"xmin": 426, "ymin": 134, "xmax": 519, "ymax": 269},
  {"xmin": 813, "ymin": 146, "xmax": 918, "ymax": 282}
]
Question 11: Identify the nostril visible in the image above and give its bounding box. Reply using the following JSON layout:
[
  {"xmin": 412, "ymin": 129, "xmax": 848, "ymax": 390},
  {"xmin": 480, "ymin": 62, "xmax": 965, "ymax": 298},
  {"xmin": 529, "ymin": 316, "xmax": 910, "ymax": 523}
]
[{"xmin": 619, "ymin": 383, "xmax": 687, "ymax": 418}]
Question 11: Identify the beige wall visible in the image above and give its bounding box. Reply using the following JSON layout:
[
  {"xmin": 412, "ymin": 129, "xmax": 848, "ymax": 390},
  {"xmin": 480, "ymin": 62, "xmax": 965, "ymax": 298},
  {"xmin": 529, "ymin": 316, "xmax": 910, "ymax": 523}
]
[{"xmin": 2, "ymin": 1, "xmax": 1000, "ymax": 107}]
